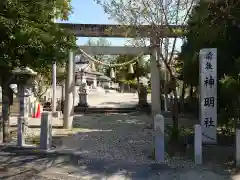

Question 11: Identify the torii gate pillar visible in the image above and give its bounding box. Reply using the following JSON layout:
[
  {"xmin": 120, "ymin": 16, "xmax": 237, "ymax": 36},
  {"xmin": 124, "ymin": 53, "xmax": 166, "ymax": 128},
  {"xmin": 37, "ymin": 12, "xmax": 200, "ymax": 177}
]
[
  {"xmin": 150, "ymin": 37, "xmax": 161, "ymax": 117},
  {"xmin": 63, "ymin": 51, "xmax": 75, "ymax": 129}
]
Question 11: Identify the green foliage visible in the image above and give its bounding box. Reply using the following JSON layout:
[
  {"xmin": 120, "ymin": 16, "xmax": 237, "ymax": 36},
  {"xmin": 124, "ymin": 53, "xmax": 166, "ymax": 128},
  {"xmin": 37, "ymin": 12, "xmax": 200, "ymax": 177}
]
[
  {"xmin": 0, "ymin": 0, "xmax": 76, "ymax": 74},
  {"xmin": 176, "ymin": 44, "xmax": 199, "ymax": 87},
  {"xmin": 34, "ymin": 76, "xmax": 50, "ymax": 100},
  {"xmin": 109, "ymin": 55, "xmax": 150, "ymax": 82},
  {"xmin": 119, "ymin": 79, "xmax": 137, "ymax": 85},
  {"xmin": 179, "ymin": 1, "xmax": 240, "ymax": 127},
  {"xmin": 0, "ymin": 0, "xmax": 76, "ymax": 142},
  {"xmin": 179, "ymin": 1, "xmax": 240, "ymax": 80},
  {"xmin": 218, "ymin": 75, "xmax": 240, "ymax": 129},
  {"xmin": 95, "ymin": 0, "xmax": 192, "ymax": 84}
]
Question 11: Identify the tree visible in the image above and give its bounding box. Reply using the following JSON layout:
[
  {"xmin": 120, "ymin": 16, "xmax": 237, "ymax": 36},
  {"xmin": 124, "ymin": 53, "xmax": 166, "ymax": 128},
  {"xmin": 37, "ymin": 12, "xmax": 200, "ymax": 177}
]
[
  {"xmin": 34, "ymin": 76, "xmax": 50, "ymax": 101},
  {"xmin": 179, "ymin": 1, "xmax": 240, "ymax": 85},
  {"xmin": 0, "ymin": 0, "xmax": 75, "ymax": 67},
  {"xmin": 95, "ymin": 0, "xmax": 195, "ymax": 140},
  {"xmin": 112, "ymin": 55, "xmax": 149, "ymax": 82},
  {"xmin": 179, "ymin": 1, "xmax": 240, "ymax": 130},
  {"xmin": 0, "ymin": 0, "xmax": 76, "ymax": 142}
]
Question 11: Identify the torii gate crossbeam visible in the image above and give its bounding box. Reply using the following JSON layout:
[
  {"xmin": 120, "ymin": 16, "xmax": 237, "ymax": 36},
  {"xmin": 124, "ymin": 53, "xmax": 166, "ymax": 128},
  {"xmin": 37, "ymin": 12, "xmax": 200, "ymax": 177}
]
[{"xmin": 57, "ymin": 23, "xmax": 186, "ymax": 38}]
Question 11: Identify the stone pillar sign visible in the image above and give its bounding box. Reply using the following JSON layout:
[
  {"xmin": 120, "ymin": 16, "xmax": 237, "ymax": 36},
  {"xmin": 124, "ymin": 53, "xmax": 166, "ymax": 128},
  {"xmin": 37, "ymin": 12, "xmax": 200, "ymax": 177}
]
[
  {"xmin": 154, "ymin": 114, "xmax": 164, "ymax": 162},
  {"xmin": 199, "ymin": 48, "xmax": 217, "ymax": 144}
]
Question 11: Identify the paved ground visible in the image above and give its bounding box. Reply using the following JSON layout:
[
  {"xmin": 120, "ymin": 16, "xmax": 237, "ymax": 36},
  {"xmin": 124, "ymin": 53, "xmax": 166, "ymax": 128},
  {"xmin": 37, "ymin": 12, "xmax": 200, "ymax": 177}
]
[
  {"xmin": 7, "ymin": 92, "xmax": 149, "ymax": 115},
  {"xmin": 75, "ymin": 89, "xmax": 153, "ymax": 107},
  {"xmin": 79, "ymin": 92, "xmax": 150, "ymax": 108},
  {"xmin": 3, "ymin": 113, "xmax": 239, "ymax": 179}
]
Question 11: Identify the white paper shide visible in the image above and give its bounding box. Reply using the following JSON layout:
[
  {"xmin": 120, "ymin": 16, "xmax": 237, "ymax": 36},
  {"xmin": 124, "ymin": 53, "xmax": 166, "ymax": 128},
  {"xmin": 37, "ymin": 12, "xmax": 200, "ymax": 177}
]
[{"xmin": 199, "ymin": 48, "xmax": 217, "ymax": 144}]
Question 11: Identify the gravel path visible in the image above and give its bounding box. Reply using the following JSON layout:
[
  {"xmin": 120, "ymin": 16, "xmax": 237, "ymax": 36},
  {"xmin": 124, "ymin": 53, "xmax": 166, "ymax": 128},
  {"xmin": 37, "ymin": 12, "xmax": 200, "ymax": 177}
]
[
  {"xmin": 60, "ymin": 113, "xmax": 154, "ymax": 164},
  {"xmin": 2, "ymin": 113, "xmax": 238, "ymax": 179}
]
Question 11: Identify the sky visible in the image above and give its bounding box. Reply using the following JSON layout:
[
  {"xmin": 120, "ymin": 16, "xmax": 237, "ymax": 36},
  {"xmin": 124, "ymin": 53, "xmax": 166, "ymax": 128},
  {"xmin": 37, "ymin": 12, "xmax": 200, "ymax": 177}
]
[
  {"xmin": 64, "ymin": 0, "xmax": 129, "ymax": 46},
  {"xmin": 60, "ymin": 0, "xmax": 182, "ymax": 50}
]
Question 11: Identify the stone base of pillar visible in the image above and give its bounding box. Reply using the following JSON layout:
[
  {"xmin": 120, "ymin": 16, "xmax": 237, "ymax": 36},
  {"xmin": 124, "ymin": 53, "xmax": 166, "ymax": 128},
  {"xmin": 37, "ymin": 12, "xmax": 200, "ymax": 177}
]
[
  {"xmin": 17, "ymin": 117, "xmax": 28, "ymax": 146},
  {"xmin": 136, "ymin": 102, "xmax": 151, "ymax": 115},
  {"xmin": 138, "ymin": 85, "xmax": 148, "ymax": 106},
  {"xmin": 138, "ymin": 97, "xmax": 148, "ymax": 106},
  {"xmin": 78, "ymin": 92, "xmax": 88, "ymax": 107},
  {"xmin": 78, "ymin": 102, "xmax": 88, "ymax": 107},
  {"xmin": 52, "ymin": 111, "xmax": 62, "ymax": 118},
  {"xmin": 154, "ymin": 114, "xmax": 165, "ymax": 162}
]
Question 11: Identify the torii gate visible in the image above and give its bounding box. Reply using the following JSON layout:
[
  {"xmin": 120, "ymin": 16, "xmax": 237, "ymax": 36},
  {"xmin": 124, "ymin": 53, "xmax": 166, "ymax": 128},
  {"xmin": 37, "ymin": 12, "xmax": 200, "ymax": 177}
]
[{"xmin": 57, "ymin": 23, "xmax": 186, "ymax": 128}]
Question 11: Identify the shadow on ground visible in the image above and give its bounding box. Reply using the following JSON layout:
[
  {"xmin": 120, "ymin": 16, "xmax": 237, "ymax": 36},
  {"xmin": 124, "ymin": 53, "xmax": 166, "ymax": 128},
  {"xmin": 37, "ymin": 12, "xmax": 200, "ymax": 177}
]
[
  {"xmin": 57, "ymin": 113, "xmax": 154, "ymax": 163},
  {"xmin": 1, "ymin": 112, "xmax": 239, "ymax": 179},
  {"xmin": 0, "ymin": 154, "xmax": 67, "ymax": 179},
  {"xmin": 0, "ymin": 152, "xmax": 236, "ymax": 180},
  {"xmin": 0, "ymin": 153, "xmax": 174, "ymax": 179},
  {"xmin": 93, "ymin": 101, "xmax": 138, "ymax": 108}
]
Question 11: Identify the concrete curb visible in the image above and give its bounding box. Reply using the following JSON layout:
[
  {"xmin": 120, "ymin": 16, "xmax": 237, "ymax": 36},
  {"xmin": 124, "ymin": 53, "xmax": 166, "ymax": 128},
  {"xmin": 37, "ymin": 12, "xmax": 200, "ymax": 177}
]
[
  {"xmin": 10, "ymin": 125, "xmax": 63, "ymax": 128},
  {"xmin": 0, "ymin": 145, "xmax": 84, "ymax": 156}
]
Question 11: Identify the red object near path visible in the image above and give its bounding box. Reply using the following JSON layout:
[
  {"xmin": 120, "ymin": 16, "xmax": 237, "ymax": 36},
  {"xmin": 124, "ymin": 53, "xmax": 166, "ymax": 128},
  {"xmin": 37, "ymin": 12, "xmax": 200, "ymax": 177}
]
[{"xmin": 35, "ymin": 104, "xmax": 41, "ymax": 118}]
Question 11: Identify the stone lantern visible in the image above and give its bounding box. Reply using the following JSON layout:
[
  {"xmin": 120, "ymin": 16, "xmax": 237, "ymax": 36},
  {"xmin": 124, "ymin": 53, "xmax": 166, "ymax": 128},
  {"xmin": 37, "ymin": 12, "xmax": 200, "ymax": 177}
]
[
  {"xmin": 76, "ymin": 55, "xmax": 89, "ymax": 108},
  {"xmin": 12, "ymin": 67, "xmax": 37, "ymax": 146}
]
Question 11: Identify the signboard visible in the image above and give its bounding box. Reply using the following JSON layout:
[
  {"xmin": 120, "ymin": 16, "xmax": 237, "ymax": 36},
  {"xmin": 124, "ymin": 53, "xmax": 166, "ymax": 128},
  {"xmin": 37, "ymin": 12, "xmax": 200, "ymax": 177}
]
[{"xmin": 199, "ymin": 48, "xmax": 217, "ymax": 144}]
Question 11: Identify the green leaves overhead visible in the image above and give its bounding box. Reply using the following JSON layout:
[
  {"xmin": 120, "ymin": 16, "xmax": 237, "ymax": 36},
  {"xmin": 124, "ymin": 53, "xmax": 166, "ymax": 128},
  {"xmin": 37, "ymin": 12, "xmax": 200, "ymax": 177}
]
[
  {"xmin": 0, "ymin": 0, "xmax": 76, "ymax": 73},
  {"xmin": 178, "ymin": 1, "xmax": 240, "ymax": 86},
  {"xmin": 110, "ymin": 54, "xmax": 149, "ymax": 82},
  {"xmin": 178, "ymin": 1, "xmax": 240, "ymax": 125}
]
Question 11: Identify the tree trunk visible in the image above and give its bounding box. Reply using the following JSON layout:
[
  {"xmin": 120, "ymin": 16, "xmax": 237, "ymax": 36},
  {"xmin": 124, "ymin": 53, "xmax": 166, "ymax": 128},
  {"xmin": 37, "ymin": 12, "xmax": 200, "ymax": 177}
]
[
  {"xmin": 171, "ymin": 88, "xmax": 179, "ymax": 143},
  {"xmin": 164, "ymin": 80, "xmax": 169, "ymax": 111},
  {"xmin": 161, "ymin": 58, "xmax": 179, "ymax": 142},
  {"xmin": 61, "ymin": 80, "xmax": 65, "ymax": 113},
  {"xmin": 1, "ymin": 77, "xmax": 10, "ymax": 142},
  {"xmin": 181, "ymin": 83, "xmax": 186, "ymax": 100},
  {"xmin": 180, "ymin": 83, "xmax": 186, "ymax": 113},
  {"xmin": 136, "ymin": 63, "xmax": 141, "ymax": 103},
  {"xmin": 190, "ymin": 84, "xmax": 193, "ymax": 99}
]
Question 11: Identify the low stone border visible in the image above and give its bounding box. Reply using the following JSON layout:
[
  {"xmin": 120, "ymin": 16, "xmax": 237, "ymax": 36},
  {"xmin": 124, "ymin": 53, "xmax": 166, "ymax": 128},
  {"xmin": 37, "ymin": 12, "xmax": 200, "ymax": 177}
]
[{"xmin": 0, "ymin": 145, "xmax": 84, "ymax": 156}]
